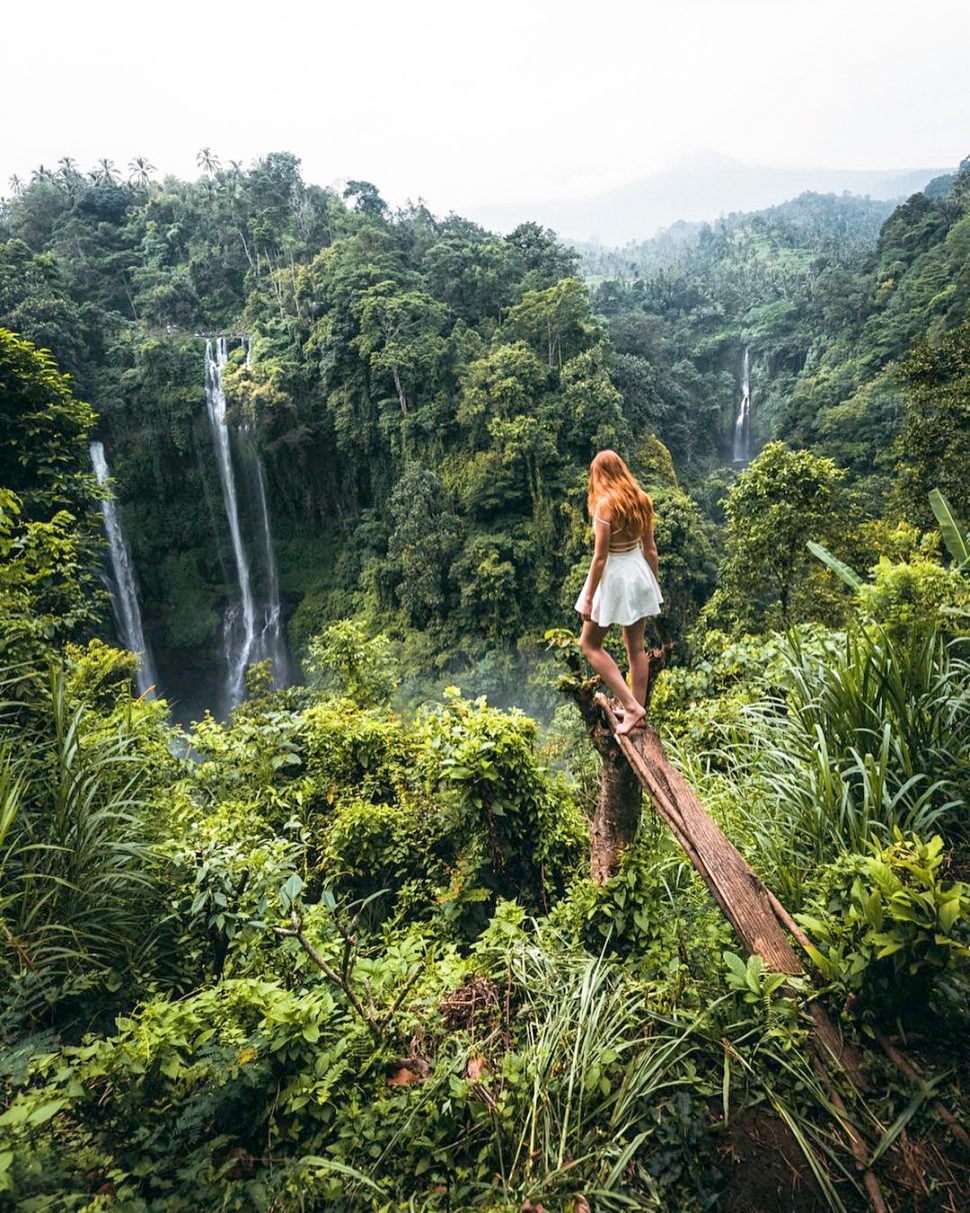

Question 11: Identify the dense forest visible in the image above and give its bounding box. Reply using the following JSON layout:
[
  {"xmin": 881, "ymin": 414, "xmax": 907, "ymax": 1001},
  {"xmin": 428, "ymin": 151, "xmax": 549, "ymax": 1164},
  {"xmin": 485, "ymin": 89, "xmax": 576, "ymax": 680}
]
[{"xmin": 0, "ymin": 149, "xmax": 969, "ymax": 1210}]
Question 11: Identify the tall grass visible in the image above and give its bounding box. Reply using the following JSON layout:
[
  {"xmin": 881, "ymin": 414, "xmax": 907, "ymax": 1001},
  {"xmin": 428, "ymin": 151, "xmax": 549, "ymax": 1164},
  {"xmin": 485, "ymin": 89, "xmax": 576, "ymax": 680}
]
[
  {"xmin": 503, "ymin": 939, "xmax": 702, "ymax": 1205},
  {"xmin": 0, "ymin": 669, "xmax": 168, "ymax": 1026},
  {"xmin": 714, "ymin": 623, "xmax": 969, "ymax": 901},
  {"xmin": 354, "ymin": 936, "xmax": 707, "ymax": 1210}
]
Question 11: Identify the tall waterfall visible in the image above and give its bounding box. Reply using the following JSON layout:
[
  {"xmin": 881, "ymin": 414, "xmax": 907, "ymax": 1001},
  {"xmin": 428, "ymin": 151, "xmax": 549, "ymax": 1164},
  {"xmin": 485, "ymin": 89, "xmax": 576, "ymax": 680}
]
[
  {"xmin": 253, "ymin": 456, "xmax": 288, "ymax": 685},
  {"xmin": 733, "ymin": 345, "xmax": 752, "ymax": 463},
  {"xmin": 204, "ymin": 337, "xmax": 288, "ymax": 708},
  {"xmin": 89, "ymin": 441, "xmax": 158, "ymax": 698},
  {"xmin": 205, "ymin": 337, "xmax": 257, "ymax": 707}
]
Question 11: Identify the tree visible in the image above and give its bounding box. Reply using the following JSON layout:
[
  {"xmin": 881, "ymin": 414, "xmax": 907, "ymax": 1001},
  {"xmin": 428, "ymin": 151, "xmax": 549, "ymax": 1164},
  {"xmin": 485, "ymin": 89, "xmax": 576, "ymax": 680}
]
[
  {"xmin": 892, "ymin": 320, "xmax": 970, "ymax": 526},
  {"xmin": 0, "ymin": 241, "xmax": 87, "ymax": 380},
  {"xmin": 456, "ymin": 342, "xmax": 548, "ymax": 444},
  {"xmin": 343, "ymin": 180, "xmax": 387, "ymax": 219},
  {"xmin": 0, "ymin": 327, "xmax": 97, "ymax": 523},
  {"xmin": 352, "ymin": 281, "xmax": 447, "ymax": 415},
  {"xmin": 384, "ymin": 464, "xmax": 462, "ymax": 627},
  {"xmin": 506, "ymin": 277, "xmax": 597, "ymax": 369},
  {"xmin": 196, "ymin": 147, "xmax": 221, "ymax": 177},
  {"xmin": 127, "ymin": 157, "xmax": 156, "ymax": 187},
  {"xmin": 93, "ymin": 158, "xmax": 118, "ymax": 186},
  {"xmin": 702, "ymin": 442, "xmax": 851, "ymax": 634},
  {"xmin": 0, "ymin": 331, "xmax": 102, "ymax": 667}
]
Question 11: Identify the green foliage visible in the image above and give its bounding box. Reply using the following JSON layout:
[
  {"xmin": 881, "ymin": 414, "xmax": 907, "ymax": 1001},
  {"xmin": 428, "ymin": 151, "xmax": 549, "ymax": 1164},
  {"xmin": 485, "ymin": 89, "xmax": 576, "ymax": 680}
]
[
  {"xmin": 0, "ymin": 488, "xmax": 102, "ymax": 671},
  {"xmin": 548, "ymin": 834, "xmax": 733, "ymax": 995},
  {"xmin": 0, "ymin": 666, "xmax": 178, "ymax": 1030},
  {"xmin": 651, "ymin": 628, "xmax": 802, "ymax": 754},
  {"xmin": 305, "ymin": 618, "xmax": 399, "ymax": 706},
  {"xmin": 893, "ymin": 321, "xmax": 970, "ymax": 525},
  {"xmin": 700, "ymin": 442, "xmax": 852, "ymax": 636},
  {"xmin": 796, "ymin": 832, "xmax": 970, "ymax": 1024},
  {"xmin": 712, "ymin": 621, "xmax": 970, "ymax": 901},
  {"xmin": 857, "ymin": 554, "xmax": 970, "ymax": 633},
  {"xmin": 929, "ymin": 487, "xmax": 969, "ymax": 568},
  {"xmin": 4, "ymin": 153, "xmax": 970, "ymax": 1212},
  {"xmin": 0, "ymin": 330, "xmax": 101, "ymax": 670},
  {"xmin": 301, "ymin": 698, "xmax": 413, "ymax": 809},
  {"xmin": 419, "ymin": 689, "xmax": 586, "ymax": 918},
  {"xmin": 383, "ymin": 464, "xmax": 463, "ymax": 628},
  {"xmin": 163, "ymin": 811, "xmax": 305, "ymax": 981},
  {"xmin": 0, "ymin": 327, "xmax": 97, "ymax": 520},
  {"xmin": 0, "ymin": 240, "xmax": 87, "ymax": 380},
  {"xmin": 321, "ymin": 792, "xmax": 449, "ymax": 921},
  {"xmin": 506, "ymin": 276, "xmax": 597, "ymax": 368}
]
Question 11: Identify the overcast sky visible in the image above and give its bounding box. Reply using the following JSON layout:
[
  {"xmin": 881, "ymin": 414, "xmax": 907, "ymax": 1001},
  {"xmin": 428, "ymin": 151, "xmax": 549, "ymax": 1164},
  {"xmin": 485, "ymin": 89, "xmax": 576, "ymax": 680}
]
[{"xmin": 5, "ymin": 0, "xmax": 969, "ymax": 215}]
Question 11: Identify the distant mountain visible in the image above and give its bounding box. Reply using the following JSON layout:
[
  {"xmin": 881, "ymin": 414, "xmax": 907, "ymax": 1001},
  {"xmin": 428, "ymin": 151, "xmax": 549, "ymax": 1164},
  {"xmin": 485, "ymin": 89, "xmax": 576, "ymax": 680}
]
[{"xmin": 470, "ymin": 152, "xmax": 950, "ymax": 245}]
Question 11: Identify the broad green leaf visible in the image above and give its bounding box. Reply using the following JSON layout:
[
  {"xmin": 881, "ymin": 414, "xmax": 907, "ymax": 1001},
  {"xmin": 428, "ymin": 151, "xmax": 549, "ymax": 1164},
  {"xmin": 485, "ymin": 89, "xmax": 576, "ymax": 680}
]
[
  {"xmin": 806, "ymin": 540, "xmax": 863, "ymax": 588},
  {"xmin": 928, "ymin": 489, "xmax": 969, "ymax": 568}
]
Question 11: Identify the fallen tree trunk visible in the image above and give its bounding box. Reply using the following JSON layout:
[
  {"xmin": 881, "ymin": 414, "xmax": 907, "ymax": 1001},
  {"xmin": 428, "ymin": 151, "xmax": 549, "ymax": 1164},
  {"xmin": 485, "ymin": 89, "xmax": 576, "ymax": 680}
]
[
  {"xmin": 604, "ymin": 703, "xmax": 803, "ymax": 975},
  {"xmin": 555, "ymin": 635, "xmax": 857, "ymax": 1075},
  {"xmin": 593, "ymin": 692, "xmax": 856, "ymax": 1075}
]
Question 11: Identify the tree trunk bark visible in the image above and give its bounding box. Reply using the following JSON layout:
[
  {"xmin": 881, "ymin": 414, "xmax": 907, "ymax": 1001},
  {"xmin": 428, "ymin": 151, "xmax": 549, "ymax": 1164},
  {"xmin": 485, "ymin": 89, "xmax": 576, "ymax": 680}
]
[
  {"xmin": 392, "ymin": 365, "xmax": 408, "ymax": 414},
  {"xmin": 590, "ymin": 745, "xmax": 642, "ymax": 883}
]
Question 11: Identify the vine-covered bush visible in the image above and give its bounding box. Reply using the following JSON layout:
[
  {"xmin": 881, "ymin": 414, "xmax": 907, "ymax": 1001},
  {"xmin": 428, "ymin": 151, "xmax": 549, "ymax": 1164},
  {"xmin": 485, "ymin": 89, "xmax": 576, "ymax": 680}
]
[
  {"xmin": 417, "ymin": 690, "xmax": 587, "ymax": 923},
  {"xmin": 796, "ymin": 831, "xmax": 970, "ymax": 1024}
]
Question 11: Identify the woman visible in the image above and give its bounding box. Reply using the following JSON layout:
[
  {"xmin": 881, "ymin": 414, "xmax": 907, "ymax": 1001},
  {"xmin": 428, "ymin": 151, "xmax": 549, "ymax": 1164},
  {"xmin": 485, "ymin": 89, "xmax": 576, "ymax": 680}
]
[{"xmin": 574, "ymin": 450, "xmax": 663, "ymax": 736}]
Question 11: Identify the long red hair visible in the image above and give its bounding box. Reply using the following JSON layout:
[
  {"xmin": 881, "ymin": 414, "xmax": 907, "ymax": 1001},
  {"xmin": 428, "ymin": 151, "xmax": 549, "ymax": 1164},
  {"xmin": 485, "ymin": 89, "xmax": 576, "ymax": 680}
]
[{"xmin": 586, "ymin": 450, "xmax": 653, "ymax": 536}]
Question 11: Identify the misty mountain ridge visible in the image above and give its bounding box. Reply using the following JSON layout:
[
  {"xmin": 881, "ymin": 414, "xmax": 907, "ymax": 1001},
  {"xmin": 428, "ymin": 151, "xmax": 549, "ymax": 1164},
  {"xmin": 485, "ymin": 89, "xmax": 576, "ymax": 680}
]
[{"xmin": 469, "ymin": 150, "xmax": 952, "ymax": 245}]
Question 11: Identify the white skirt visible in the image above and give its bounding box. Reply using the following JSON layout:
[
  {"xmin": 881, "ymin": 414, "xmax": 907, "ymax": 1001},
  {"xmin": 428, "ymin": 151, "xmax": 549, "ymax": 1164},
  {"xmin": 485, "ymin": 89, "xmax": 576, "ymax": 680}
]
[{"xmin": 574, "ymin": 548, "xmax": 663, "ymax": 627}]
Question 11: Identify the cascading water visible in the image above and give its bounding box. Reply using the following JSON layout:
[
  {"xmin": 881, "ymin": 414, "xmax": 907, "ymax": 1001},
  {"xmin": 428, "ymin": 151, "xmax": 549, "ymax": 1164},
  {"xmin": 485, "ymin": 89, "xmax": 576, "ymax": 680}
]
[
  {"xmin": 205, "ymin": 336, "xmax": 289, "ymax": 708},
  {"xmin": 205, "ymin": 337, "xmax": 257, "ymax": 708},
  {"xmin": 89, "ymin": 441, "xmax": 158, "ymax": 698},
  {"xmin": 733, "ymin": 345, "xmax": 751, "ymax": 463},
  {"xmin": 252, "ymin": 455, "xmax": 288, "ymax": 685}
]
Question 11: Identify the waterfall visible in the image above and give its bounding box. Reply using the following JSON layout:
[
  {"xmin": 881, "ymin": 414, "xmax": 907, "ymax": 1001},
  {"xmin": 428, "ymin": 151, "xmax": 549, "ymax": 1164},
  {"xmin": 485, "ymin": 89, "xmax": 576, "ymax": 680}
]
[
  {"xmin": 204, "ymin": 336, "xmax": 289, "ymax": 708},
  {"xmin": 733, "ymin": 345, "xmax": 751, "ymax": 463},
  {"xmin": 89, "ymin": 441, "xmax": 158, "ymax": 698},
  {"xmin": 252, "ymin": 456, "xmax": 288, "ymax": 685},
  {"xmin": 205, "ymin": 337, "xmax": 257, "ymax": 708}
]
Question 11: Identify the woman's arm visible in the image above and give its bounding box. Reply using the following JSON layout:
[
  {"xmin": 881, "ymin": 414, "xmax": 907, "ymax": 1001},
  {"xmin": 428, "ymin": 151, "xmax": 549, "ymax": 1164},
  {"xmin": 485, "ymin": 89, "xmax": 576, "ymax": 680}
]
[
  {"xmin": 581, "ymin": 509, "xmax": 612, "ymax": 618},
  {"xmin": 641, "ymin": 520, "xmax": 660, "ymax": 580}
]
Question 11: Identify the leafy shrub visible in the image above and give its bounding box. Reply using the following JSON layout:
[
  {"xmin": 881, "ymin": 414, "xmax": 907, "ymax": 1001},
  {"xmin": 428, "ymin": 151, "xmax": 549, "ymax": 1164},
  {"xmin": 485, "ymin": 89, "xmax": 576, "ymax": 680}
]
[
  {"xmin": 0, "ymin": 669, "xmax": 176, "ymax": 1032},
  {"xmin": 858, "ymin": 554, "xmax": 969, "ymax": 633},
  {"xmin": 321, "ymin": 791, "xmax": 452, "ymax": 922},
  {"xmin": 305, "ymin": 618, "xmax": 399, "ymax": 706},
  {"xmin": 418, "ymin": 690, "xmax": 586, "ymax": 920},
  {"xmin": 716, "ymin": 621, "xmax": 970, "ymax": 900},
  {"xmin": 162, "ymin": 815, "xmax": 306, "ymax": 981},
  {"xmin": 301, "ymin": 699, "xmax": 414, "ymax": 811},
  {"xmin": 548, "ymin": 834, "xmax": 731, "ymax": 993},
  {"xmin": 796, "ymin": 831, "xmax": 970, "ymax": 1025}
]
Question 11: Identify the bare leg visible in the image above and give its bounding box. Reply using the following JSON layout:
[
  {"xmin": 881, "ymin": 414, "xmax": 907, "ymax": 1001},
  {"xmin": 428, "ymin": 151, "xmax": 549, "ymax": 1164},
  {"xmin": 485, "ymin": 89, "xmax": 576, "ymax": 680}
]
[
  {"xmin": 623, "ymin": 618, "xmax": 649, "ymax": 707},
  {"xmin": 579, "ymin": 621, "xmax": 645, "ymax": 735}
]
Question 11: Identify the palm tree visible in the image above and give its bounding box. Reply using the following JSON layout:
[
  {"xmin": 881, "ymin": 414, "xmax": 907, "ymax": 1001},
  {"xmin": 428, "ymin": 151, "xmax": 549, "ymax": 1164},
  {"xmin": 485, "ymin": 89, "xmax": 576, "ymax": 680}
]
[
  {"xmin": 197, "ymin": 147, "xmax": 221, "ymax": 177},
  {"xmin": 7, "ymin": 174, "xmax": 24, "ymax": 197},
  {"xmin": 56, "ymin": 157, "xmax": 83, "ymax": 198},
  {"xmin": 94, "ymin": 158, "xmax": 118, "ymax": 185},
  {"xmin": 31, "ymin": 164, "xmax": 55, "ymax": 184},
  {"xmin": 127, "ymin": 156, "xmax": 156, "ymax": 187}
]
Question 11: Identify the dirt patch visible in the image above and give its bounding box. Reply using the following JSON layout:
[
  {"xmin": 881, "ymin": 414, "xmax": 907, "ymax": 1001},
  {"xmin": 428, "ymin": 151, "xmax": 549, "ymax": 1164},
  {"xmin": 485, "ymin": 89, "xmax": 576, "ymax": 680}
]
[{"xmin": 717, "ymin": 1110, "xmax": 829, "ymax": 1213}]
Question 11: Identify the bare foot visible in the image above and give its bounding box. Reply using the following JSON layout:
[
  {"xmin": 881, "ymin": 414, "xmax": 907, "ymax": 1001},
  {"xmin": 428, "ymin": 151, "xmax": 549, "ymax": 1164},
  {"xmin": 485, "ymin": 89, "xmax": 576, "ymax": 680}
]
[{"xmin": 615, "ymin": 701, "xmax": 646, "ymax": 736}]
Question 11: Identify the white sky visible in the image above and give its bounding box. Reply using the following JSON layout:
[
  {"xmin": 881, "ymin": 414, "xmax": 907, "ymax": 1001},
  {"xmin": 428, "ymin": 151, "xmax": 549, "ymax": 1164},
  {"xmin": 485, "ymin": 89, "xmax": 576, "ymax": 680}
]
[{"xmin": 4, "ymin": 0, "xmax": 969, "ymax": 214}]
